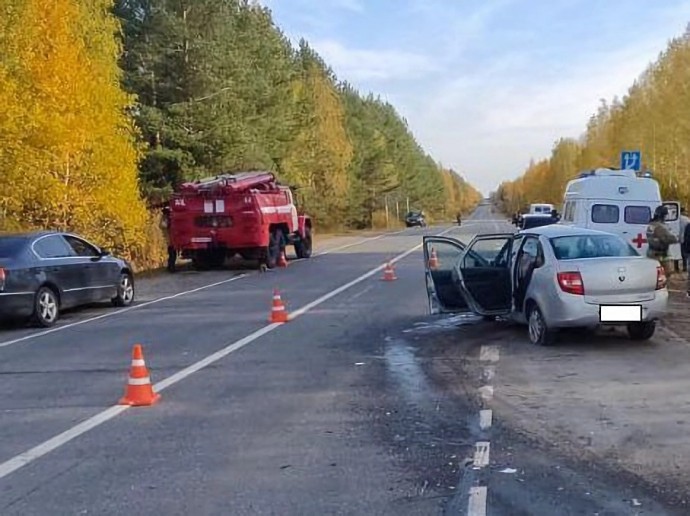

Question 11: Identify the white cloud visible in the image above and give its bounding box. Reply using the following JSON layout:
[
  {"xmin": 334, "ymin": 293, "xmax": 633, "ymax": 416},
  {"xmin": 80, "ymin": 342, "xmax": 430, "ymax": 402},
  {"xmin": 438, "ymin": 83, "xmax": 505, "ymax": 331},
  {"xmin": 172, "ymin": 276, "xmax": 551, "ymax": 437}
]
[{"xmin": 309, "ymin": 39, "xmax": 440, "ymax": 82}]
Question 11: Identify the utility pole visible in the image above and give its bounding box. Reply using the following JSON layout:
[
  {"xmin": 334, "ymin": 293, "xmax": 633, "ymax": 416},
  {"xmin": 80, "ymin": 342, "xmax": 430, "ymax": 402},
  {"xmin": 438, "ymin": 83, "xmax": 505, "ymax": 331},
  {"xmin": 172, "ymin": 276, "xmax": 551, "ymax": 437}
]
[
  {"xmin": 385, "ymin": 196, "xmax": 390, "ymax": 228},
  {"xmin": 406, "ymin": 197, "xmax": 410, "ymax": 213}
]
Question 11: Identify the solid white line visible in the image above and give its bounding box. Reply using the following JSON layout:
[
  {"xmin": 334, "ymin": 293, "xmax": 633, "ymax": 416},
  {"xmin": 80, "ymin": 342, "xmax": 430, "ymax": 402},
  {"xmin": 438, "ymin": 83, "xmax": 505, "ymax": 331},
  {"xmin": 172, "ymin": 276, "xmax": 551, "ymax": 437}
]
[
  {"xmin": 479, "ymin": 345, "xmax": 499, "ymax": 362},
  {"xmin": 0, "ymin": 274, "xmax": 248, "ymax": 350},
  {"xmin": 479, "ymin": 409, "xmax": 493, "ymax": 430},
  {"xmin": 473, "ymin": 441, "xmax": 490, "ymax": 468},
  {"xmin": 468, "ymin": 486, "xmax": 488, "ymax": 516},
  {"xmin": 0, "ymin": 236, "xmax": 431, "ymax": 481}
]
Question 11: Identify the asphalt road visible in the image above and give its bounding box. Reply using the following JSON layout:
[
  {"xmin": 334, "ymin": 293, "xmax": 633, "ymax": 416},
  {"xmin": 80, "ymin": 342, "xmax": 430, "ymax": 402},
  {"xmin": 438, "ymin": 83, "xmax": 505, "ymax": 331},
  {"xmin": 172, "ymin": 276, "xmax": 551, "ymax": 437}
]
[{"xmin": 0, "ymin": 205, "xmax": 688, "ymax": 515}]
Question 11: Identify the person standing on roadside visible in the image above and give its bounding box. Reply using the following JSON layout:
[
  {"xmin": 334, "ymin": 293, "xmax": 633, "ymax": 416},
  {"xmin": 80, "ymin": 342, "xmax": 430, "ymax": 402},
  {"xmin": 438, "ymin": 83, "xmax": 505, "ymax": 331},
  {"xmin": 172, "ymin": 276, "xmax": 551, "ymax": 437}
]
[
  {"xmin": 160, "ymin": 206, "xmax": 177, "ymax": 273},
  {"xmin": 680, "ymin": 207, "xmax": 690, "ymax": 273},
  {"xmin": 646, "ymin": 205, "xmax": 678, "ymax": 278}
]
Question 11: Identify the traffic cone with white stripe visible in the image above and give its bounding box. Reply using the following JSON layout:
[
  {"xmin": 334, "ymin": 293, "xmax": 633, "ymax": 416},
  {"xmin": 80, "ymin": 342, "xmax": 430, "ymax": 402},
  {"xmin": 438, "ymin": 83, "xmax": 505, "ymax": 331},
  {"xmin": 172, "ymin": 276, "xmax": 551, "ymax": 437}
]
[
  {"xmin": 270, "ymin": 288, "xmax": 289, "ymax": 323},
  {"xmin": 429, "ymin": 247, "xmax": 440, "ymax": 269},
  {"xmin": 381, "ymin": 261, "xmax": 397, "ymax": 281},
  {"xmin": 119, "ymin": 344, "xmax": 160, "ymax": 406}
]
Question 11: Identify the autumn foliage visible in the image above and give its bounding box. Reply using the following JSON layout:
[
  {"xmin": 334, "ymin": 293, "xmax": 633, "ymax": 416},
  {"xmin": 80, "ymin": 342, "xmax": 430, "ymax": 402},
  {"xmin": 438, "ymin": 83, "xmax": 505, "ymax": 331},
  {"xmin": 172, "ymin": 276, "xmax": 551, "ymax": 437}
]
[
  {"xmin": 496, "ymin": 29, "xmax": 690, "ymax": 215},
  {"xmin": 1, "ymin": 0, "xmax": 481, "ymax": 269}
]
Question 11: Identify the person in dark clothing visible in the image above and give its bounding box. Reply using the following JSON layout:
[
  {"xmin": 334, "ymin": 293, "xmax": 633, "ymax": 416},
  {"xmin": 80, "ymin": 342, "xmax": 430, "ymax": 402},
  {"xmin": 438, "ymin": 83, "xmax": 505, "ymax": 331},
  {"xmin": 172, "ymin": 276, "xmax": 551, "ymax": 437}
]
[
  {"xmin": 160, "ymin": 207, "xmax": 177, "ymax": 273},
  {"xmin": 683, "ymin": 224, "xmax": 690, "ymax": 297}
]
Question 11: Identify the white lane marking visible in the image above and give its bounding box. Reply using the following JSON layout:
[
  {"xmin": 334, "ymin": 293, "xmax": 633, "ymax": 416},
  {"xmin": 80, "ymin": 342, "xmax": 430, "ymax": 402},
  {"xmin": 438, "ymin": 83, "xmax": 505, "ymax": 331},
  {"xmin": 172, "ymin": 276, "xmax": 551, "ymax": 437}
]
[
  {"xmin": 478, "ymin": 385, "xmax": 494, "ymax": 402},
  {"xmin": 479, "ymin": 345, "xmax": 499, "ymax": 362},
  {"xmin": 482, "ymin": 366, "xmax": 496, "ymax": 381},
  {"xmin": 0, "ymin": 237, "xmax": 431, "ymax": 481},
  {"xmin": 315, "ymin": 228, "xmax": 409, "ymax": 256},
  {"xmin": 473, "ymin": 441, "xmax": 490, "ymax": 468},
  {"xmin": 468, "ymin": 486, "xmax": 488, "ymax": 516},
  {"xmin": 0, "ymin": 274, "xmax": 248, "ymax": 350},
  {"xmin": 0, "ymin": 226, "xmax": 431, "ymax": 351},
  {"xmin": 479, "ymin": 409, "xmax": 493, "ymax": 430}
]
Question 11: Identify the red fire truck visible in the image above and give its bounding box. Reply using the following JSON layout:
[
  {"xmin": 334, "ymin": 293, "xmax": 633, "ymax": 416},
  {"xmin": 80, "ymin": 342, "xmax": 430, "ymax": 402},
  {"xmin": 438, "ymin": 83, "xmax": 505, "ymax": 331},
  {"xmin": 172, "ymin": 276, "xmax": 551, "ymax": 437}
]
[{"xmin": 168, "ymin": 172, "xmax": 313, "ymax": 270}]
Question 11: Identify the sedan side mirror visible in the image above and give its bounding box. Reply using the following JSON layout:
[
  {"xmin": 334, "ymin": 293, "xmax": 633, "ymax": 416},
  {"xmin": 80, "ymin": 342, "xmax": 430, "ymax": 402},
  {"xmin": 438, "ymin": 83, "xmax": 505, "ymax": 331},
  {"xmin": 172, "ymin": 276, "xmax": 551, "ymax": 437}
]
[{"xmin": 99, "ymin": 248, "xmax": 111, "ymax": 257}]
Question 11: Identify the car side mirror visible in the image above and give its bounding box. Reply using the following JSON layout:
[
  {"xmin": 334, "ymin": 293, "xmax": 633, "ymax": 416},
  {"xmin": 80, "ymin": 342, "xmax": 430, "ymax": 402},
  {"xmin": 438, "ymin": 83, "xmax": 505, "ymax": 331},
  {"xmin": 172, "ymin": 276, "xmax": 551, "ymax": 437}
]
[{"xmin": 99, "ymin": 248, "xmax": 110, "ymax": 257}]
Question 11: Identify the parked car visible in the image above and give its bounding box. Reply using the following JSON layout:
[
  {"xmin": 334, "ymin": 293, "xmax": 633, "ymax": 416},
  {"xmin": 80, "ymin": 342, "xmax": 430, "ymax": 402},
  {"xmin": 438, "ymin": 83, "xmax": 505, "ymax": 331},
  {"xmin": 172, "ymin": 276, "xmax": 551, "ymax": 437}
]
[
  {"xmin": 423, "ymin": 225, "xmax": 667, "ymax": 345},
  {"xmin": 405, "ymin": 211, "xmax": 427, "ymax": 227},
  {"xmin": 519, "ymin": 213, "xmax": 558, "ymax": 229},
  {"xmin": 0, "ymin": 231, "xmax": 135, "ymax": 327}
]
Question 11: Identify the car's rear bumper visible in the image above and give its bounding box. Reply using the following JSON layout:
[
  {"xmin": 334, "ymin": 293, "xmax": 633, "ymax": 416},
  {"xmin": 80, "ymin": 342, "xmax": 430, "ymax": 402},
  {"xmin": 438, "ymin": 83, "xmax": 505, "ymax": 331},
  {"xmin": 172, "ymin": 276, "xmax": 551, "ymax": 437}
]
[
  {"xmin": 544, "ymin": 290, "xmax": 668, "ymax": 328},
  {"xmin": 0, "ymin": 292, "xmax": 35, "ymax": 320}
]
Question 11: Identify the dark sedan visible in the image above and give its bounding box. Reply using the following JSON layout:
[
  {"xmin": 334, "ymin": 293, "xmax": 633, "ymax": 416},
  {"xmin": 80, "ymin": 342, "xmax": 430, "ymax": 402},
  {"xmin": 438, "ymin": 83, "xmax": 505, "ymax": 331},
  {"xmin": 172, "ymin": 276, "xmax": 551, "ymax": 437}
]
[
  {"xmin": 0, "ymin": 231, "xmax": 135, "ymax": 327},
  {"xmin": 405, "ymin": 211, "xmax": 427, "ymax": 227}
]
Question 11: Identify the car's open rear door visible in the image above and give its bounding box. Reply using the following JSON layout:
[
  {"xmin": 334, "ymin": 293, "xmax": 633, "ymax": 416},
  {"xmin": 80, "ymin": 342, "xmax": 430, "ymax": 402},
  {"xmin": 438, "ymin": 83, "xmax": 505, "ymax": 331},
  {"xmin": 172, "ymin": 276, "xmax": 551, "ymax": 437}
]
[
  {"xmin": 422, "ymin": 236, "xmax": 470, "ymax": 315},
  {"xmin": 456, "ymin": 234, "xmax": 514, "ymax": 317}
]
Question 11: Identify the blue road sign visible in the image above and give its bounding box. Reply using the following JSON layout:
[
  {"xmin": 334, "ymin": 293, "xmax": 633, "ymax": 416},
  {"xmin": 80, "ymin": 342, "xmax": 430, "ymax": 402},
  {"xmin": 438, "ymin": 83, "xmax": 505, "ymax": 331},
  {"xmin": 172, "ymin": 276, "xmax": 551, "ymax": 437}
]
[{"xmin": 621, "ymin": 151, "xmax": 641, "ymax": 171}]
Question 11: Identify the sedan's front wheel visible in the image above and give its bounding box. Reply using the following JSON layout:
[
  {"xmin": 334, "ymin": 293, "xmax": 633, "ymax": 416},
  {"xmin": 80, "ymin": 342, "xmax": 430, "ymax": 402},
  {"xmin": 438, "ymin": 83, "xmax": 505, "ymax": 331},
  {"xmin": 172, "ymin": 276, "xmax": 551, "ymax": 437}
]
[
  {"xmin": 33, "ymin": 286, "xmax": 59, "ymax": 327},
  {"xmin": 112, "ymin": 272, "xmax": 135, "ymax": 307}
]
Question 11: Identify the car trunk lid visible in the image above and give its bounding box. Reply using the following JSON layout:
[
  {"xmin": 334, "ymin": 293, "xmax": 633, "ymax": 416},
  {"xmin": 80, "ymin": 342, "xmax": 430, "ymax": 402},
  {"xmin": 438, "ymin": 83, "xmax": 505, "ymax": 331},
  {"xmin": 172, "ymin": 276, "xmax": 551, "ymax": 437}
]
[{"xmin": 560, "ymin": 257, "xmax": 658, "ymax": 304}]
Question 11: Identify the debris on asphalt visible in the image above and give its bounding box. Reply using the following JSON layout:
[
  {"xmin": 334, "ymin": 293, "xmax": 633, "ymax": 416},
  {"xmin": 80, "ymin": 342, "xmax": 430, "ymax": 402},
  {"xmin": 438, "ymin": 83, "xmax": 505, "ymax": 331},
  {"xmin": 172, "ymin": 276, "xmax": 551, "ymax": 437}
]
[
  {"xmin": 632, "ymin": 498, "xmax": 642, "ymax": 506},
  {"xmin": 355, "ymin": 362, "xmax": 365, "ymax": 366},
  {"xmin": 500, "ymin": 468, "xmax": 517, "ymax": 473}
]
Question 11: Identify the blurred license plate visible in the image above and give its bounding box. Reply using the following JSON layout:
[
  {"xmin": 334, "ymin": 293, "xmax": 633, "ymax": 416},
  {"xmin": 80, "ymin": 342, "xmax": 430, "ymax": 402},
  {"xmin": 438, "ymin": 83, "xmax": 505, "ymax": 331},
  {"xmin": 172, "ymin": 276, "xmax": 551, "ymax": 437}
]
[
  {"xmin": 191, "ymin": 237, "xmax": 212, "ymax": 243},
  {"xmin": 599, "ymin": 305, "xmax": 642, "ymax": 322}
]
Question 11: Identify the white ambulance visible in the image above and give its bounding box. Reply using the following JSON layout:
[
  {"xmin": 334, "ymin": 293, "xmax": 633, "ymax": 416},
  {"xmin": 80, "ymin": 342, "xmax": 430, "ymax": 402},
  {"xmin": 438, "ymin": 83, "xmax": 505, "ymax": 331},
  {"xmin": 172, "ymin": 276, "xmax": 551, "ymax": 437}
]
[
  {"xmin": 529, "ymin": 203, "xmax": 554, "ymax": 215},
  {"xmin": 559, "ymin": 168, "xmax": 681, "ymax": 259}
]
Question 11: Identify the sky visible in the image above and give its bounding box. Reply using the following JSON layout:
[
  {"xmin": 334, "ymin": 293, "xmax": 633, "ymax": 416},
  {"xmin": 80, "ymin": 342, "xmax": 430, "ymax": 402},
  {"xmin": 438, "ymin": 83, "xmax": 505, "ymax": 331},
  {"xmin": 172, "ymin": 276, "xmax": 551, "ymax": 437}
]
[{"xmin": 259, "ymin": 0, "xmax": 690, "ymax": 195}]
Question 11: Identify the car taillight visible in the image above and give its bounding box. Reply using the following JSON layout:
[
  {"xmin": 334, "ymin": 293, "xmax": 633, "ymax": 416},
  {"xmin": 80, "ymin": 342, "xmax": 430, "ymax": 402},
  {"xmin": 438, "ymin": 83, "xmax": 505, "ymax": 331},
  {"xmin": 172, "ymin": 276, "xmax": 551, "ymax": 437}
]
[
  {"xmin": 0, "ymin": 267, "xmax": 5, "ymax": 291},
  {"xmin": 656, "ymin": 265, "xmax": 666, "ymax": 290},
  {"xmin": 557, "ymin": 271, "xmax": 584, "ymax": 295}
]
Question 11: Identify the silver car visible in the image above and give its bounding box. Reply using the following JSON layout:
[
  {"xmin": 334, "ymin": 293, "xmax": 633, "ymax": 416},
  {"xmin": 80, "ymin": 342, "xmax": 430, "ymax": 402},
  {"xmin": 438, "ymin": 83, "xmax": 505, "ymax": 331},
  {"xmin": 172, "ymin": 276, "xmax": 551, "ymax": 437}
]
[{"xmin": 423, "ymin": 225, "xmax": 668, "ymax": 345}]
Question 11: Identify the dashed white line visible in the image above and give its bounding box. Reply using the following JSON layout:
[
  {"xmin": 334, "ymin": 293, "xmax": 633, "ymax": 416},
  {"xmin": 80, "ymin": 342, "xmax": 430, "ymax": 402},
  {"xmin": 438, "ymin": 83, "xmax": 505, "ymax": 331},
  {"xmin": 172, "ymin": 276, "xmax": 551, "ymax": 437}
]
[
  {"xmin": 0, "ymin": 236, "xmax": 432, "ymax": 481},
  {"xmin": 468, "ymin": 486, "xmax": 488, "ymax": 516},
  {"xmin": 478, "ymin": 385, "xmax": 494, "ymax": 402},
  {"xmin": 473, "ymin": 441, "xmax": 491, "ymax": 469},
  {"xmin": 479, "ymin": 409, "xmax": 493, "ymax": 430},
  {"xmin": 479, "ymin": 345, "xmax": 500, "ymax": 362}
]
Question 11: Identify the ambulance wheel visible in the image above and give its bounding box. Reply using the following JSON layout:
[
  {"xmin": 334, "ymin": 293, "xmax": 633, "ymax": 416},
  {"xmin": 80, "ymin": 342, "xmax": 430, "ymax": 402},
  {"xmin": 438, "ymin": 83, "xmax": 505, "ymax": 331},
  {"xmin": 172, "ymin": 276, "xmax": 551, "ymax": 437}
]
[
  {"xmin": 266, "ymin": 228, "xmax": 283, "ymax": 269},
  {"xmin": 295, "ymin": 226, "xmax": 312, "ymax": 259}
]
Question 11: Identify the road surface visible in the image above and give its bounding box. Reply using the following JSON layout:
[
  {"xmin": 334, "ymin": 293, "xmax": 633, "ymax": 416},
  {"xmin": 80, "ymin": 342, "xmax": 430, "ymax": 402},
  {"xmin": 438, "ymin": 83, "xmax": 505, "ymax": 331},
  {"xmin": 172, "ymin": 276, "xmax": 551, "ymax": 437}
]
[{"xmin": 0, "ymin": 204, "xmax": 688, "ymax": 515}]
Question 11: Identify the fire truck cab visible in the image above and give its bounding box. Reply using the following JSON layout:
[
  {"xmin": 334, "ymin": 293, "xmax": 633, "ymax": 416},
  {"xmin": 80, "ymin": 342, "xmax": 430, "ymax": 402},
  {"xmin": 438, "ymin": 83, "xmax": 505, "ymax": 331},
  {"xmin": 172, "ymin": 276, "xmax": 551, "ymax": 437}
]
[
  {"xmin": 559, "ymin": 168, "xmax": 681, "ymax": 259},
  {"xmin": 168, "ymin": 172, "xmax": 313, "ymax": 270}
]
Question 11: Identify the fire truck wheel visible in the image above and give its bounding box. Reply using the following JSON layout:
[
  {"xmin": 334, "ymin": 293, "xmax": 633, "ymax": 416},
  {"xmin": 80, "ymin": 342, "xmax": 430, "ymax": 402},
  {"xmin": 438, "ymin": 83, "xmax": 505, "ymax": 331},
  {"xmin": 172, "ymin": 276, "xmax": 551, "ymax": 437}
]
[
  {"xmin": 295, "ymin": 226, "xmax": 313, "ymax": 259},
  {"xmin": 266, "ymin": 228, "xmax": 283, "ymax": 269}
]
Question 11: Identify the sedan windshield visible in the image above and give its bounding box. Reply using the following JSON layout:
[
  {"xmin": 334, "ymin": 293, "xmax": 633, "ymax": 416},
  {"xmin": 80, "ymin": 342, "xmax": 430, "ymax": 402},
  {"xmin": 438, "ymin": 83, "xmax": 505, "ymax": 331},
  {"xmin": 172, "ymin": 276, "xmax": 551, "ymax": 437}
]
[
  {"xmin": 0, "ymin": 237, "xmax": 27, "ymax": 258},
  {"xmin": 549, "ymin": 234, "xmax": 638, "ymax": 260}
]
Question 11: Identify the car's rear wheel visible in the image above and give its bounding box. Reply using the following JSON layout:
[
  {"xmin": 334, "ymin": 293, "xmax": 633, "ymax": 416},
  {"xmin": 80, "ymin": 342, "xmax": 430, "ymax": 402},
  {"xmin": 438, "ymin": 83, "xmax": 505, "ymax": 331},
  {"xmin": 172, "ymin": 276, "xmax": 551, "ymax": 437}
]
[
  {"xmin": 527, "ymin": 304, "xmax": 554, "ymax": 346},
  {"xmin": 33, "ymin": 286, "xmax": 59, "ymax": 327},
  {"xmin": 112, "ymin": 272, "xmax": 135, "ymax": 307},
  {"xmin": 627, "ymin": 321, "xmax": 656, "ymax": 341}
]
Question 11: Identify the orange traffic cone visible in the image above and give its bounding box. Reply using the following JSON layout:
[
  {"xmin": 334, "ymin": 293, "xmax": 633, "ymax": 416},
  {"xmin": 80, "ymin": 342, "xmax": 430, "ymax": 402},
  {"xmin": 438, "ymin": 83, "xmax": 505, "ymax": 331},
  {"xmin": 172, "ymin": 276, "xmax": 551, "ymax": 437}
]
[
  {"xmin": 429, "ymin": 247, "xmax": 440, "ymax": 269},
  {"xmin": 119, "ymin": 344, "xmax": 160, "ymax": 406},
  {"xmin": 270, "ymin": 289, "xmax": 289, "ymax": 323},
  {"xmin": 278, "ymin": 251, "xmax": 288, "ymax": 268},
  {"xmin": 382, "ymin": 262, "xmax": 397, "ymax": 281}
]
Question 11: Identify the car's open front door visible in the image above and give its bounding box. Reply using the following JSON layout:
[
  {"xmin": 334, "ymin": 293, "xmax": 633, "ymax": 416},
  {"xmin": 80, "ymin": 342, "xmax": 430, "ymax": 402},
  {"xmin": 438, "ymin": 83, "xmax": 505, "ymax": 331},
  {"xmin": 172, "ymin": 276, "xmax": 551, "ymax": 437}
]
[
  {"xmin": 663, "ymin": 201, "xmax": 682, "ymax": 260},
  {"xmin": 457, "ymin": 234, "xmax": 514, "ymax": 317},
  {"xmin": 422, "ymin": 236, "xmax": 469, "ymax": 315}
]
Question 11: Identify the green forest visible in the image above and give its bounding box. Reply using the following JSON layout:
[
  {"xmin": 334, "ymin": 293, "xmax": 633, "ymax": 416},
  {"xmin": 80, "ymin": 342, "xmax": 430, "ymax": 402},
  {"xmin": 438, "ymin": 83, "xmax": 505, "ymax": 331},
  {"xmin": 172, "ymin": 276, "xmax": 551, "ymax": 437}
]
[
  {"xmin": 0, "ymin": 0, "xmax": 481, "ymax": 269},
  {"xmin": 495, "ymin": 28, "xmax": 690, "ymax": 215}
]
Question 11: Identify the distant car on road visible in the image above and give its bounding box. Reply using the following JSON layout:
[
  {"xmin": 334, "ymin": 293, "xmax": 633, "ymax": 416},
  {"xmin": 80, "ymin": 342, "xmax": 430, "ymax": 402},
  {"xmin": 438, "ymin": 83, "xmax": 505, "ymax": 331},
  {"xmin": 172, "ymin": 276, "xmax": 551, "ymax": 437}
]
[
  {"xmin": 0, "ymin": 231, "xmax": 134, "ymax": 327},
  {"xmin": 423, "ymin": 225, "xmax": 667, "ymax": 345},
  {"xmin": 405, "ymin": 211, "xmax": 427, "ymax": 228}
]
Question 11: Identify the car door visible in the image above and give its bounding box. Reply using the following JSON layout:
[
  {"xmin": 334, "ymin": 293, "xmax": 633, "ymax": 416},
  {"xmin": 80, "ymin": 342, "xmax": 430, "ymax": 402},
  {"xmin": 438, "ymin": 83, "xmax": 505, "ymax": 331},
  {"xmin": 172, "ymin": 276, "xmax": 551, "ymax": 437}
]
[
  {"xmin": 422, "ymin": 234, "xmax": 513, "ymax": 316},
  {"xmin": 30, "ymin": 234, "xmax": 84, "ymax": 308},
  {"xmin": 62, "ymin": 234, "xmax": 118, "ymax": 302}
]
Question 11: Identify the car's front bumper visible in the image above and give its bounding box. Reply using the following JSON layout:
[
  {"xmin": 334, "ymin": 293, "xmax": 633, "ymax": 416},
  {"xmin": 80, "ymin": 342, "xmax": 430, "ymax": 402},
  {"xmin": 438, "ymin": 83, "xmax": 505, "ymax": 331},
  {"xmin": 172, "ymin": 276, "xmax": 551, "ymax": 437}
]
[{"xmin": 544, "ymin": 290, "xmax": 668, "ymax": 328}]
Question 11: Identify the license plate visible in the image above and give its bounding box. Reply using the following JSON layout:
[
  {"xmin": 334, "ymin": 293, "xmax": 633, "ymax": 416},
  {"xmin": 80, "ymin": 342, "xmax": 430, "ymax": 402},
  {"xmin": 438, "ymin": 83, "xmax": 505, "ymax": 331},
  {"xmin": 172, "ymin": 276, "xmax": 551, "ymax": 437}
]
[
  {"xmin": 599, "ymin": 305, "xmax": 642, "ymax": 322},
  {"xmin": 191, "ymin": 237, "xmax": 212, "ymax": 243}
]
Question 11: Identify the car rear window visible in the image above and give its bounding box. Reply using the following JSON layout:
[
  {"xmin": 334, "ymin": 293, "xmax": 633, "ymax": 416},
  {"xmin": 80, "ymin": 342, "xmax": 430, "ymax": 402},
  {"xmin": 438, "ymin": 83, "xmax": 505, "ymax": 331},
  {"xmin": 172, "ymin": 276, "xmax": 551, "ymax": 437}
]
[
  {"xmin": 0, "ymin": 237, "xmax": 27, "ymax": 258},
  {"xmin": 549, "ymin": 235, "xmax": 638, "ymax": 260},
  {"xmin": 624, "ymin": 205, "xmax": 651, "ymax": 224},
  {"xmin": 522, "ymin": 216, "xmax": 554, "ymax": 229}
]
